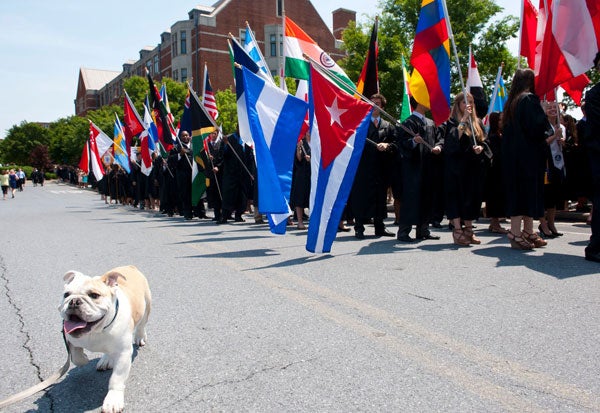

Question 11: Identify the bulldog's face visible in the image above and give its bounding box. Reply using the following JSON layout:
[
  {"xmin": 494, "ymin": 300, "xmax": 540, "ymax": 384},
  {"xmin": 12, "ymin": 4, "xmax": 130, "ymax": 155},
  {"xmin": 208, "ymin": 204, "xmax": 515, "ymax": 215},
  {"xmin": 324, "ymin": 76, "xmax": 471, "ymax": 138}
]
[{"xmin": 58, "ymin": 271, "xmax": 119, "ymax": 337}]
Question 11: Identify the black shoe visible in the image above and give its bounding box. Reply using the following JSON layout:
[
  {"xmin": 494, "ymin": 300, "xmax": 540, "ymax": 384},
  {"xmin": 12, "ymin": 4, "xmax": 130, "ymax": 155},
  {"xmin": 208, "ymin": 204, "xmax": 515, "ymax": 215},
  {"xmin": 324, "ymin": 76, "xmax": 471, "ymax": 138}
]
[
  {"xmin": 355, "ymin": 231, "xmax": 365, "ymax": 240},
  {"xmin": 184, "ymin": 216, "xmax": 193, "ymax": 220},
  {"xmin": 397, "ymin": 234, "xmax": 415, "ymax": 243},
  {"xmin": 585, "ymin": 250, "xmax": 600, "ymax": 263},
  {"xmin": 217, "ymin": 218, "xmax": 227, "ymax": 224},
  {"xmin": 430, "ymin": 221, "xmax": 442, "ymax": 228},
  {"xmin": 234, "ymin": 216, "xmax": 245, "ymax": 222},
  {"xmin": 338, "ymin": 225, "xmax": 351, "ymax": 232},
  {"xmin": 420, "ymin": 234, "xmax": 440, "ymax": 240},
  {"xmin": 375, "ymin": 229, "xmax": 395, "ymax": 237}
]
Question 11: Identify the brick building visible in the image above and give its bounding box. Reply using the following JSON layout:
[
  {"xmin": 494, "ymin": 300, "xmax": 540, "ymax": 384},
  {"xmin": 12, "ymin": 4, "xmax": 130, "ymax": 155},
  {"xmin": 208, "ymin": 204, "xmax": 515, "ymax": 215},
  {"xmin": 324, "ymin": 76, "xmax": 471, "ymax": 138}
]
[{"xmin": 74, "ymin": 0, "xmax": 356, "ymax": 116}]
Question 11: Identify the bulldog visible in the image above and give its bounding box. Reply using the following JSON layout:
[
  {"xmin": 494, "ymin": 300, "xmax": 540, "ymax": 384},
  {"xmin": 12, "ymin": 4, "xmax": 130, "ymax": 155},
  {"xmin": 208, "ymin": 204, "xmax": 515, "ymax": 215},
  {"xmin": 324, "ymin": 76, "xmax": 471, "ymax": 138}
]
[{"xmin": 58, "ymin": 265, "xmax": 151, "ymax": 413}]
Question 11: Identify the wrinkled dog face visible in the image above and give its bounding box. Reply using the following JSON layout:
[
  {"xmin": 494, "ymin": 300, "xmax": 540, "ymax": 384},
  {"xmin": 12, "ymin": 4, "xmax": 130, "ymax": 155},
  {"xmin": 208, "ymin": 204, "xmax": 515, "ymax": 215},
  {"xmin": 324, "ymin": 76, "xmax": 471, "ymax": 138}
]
[{"xmin": 59, "ymin": 271, "xmax": 115, "ymax": 337}]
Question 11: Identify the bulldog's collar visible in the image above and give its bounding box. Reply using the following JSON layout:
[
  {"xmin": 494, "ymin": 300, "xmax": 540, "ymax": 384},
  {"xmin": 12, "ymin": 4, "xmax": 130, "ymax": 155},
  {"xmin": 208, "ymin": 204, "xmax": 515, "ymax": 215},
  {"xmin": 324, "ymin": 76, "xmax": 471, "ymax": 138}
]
[{"xmin": 103, "ymin": 298, "xmax": 120, "ymax": 330}]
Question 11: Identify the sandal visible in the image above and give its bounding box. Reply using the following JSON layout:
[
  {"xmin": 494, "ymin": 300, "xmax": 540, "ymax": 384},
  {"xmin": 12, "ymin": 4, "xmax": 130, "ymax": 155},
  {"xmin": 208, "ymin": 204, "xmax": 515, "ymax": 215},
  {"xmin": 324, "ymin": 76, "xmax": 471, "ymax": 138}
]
[
  {"xmin": 507, "ymin": 231, "xmax": 533, "ymax": 250},
  {"xmin": 464, "ymin": 226, "xmax": 481, "ymax": 244},
  {"xmin": 488, "ymin": 224, "xmax": 509, "ymax": 234},
  {"xmin": 452, "ymin": 229, "xmax": 470, "ymax": 246},
  {"xmin": 522, "ymin": 230, "xmax": 547, "ymax": 248}
]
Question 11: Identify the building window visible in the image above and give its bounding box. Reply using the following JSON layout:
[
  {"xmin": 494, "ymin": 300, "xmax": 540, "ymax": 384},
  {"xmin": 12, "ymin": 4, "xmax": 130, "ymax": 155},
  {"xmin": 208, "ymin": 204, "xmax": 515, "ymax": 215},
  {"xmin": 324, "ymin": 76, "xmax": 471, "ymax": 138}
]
[
  {"xmin": 173, "ymin": 69, "xmax": 179, "ymax": 81},
  {"xmin": 180, "ymin": 31, "xmax": 187, "ymax": 54},
  {"xmin": 276, "ymin": 0, "xmax": 282, "ymax": 17},
  {"xmin": 280, "ymin": 34, "xmax": 283, "ymax": 56},
  {"xmin": 270, "ymin": 34, "xmax": 276, "ymax": 57},
  {"xmin": 172, "ymin": 33, "xmax": 178, "ymax": 57},
  {"xmin": 146, "ymin": 60, "xmax": 152, "ymax": 75},
  {"xmin": 181, "ymin": 68, "xmax": 188, "ymax": 83},
  {"xmin": 154, "ymin": 55, "xmax": 159, "ymax": 74}
]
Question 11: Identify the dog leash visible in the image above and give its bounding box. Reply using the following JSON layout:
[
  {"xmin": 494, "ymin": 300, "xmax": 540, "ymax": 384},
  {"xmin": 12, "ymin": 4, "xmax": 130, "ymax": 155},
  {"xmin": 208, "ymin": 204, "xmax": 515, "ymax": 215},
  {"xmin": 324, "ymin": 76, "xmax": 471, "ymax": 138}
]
[{"xmin": 0, "ymin": 329, "xmax": 71, "ymax": 408}]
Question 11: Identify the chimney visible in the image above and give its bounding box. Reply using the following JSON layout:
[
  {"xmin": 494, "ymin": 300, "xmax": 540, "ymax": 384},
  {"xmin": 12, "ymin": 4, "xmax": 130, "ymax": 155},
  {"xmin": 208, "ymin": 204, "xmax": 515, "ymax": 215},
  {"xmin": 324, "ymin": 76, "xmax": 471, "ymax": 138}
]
[{"xmin": 332, "ymin": 8, "xmax": 356, "ymax": 40}]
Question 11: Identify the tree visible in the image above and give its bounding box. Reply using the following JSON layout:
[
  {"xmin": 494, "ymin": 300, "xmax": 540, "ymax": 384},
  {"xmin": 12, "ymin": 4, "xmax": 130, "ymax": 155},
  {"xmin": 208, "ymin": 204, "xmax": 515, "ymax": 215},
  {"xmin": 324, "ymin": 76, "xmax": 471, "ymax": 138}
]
[
  {"xmin": 29, "ymin": 145, "xmax": 53, "ymax": 171},
  {"xmin": 215, "ymin": 88, "xmax": 238, "ymax": 135},
  {"xmin": 339, "ymin": 0, "xmax": 519, "ymax": 118},
  {"xmin": 48, "ymin": 116, "xmax": 88, "ymax": 165},
  {"xmin": 0, "ymin": 121, "xmax": 51, "ymax": 165}
]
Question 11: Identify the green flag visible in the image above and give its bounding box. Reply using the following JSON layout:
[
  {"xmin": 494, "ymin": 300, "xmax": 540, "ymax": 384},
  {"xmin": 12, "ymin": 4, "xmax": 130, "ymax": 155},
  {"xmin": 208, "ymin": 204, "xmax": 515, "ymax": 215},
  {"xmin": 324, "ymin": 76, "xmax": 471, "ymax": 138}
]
[
  {"xmin": 401, "ymin": 55, "xmax": 412, "ymax": 122},
  {"xmin": 188, "ymin": 86, "xmax": 216, "ymax": 206}
]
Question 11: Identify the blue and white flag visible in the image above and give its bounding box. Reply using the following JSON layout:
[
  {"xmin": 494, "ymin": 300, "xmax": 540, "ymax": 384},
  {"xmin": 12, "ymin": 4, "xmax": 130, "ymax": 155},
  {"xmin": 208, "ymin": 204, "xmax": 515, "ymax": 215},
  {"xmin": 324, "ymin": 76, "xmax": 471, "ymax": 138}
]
[
  {"xmin": 307, "ymin": 65, "xmax": 373, "ymax": 253},
  {"xmin": 242, "ymin": 66, "xmax": 308, "ymax": 234},
  {"xmin": 230, "ymin": 36, "xmax": 273, "ymax": 146},
  {"xmin": 244, "ymin": 22, "xmax": 273, "ymax": 82}
]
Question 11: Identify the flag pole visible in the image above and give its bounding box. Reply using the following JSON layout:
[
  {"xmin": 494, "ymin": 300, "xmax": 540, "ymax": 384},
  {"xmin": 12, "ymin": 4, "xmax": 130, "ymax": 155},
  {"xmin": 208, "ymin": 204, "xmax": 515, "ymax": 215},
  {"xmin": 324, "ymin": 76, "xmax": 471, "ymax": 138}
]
[
  {"xmin": 441, "ymin": 0, "xmax": 477, "ymax": 146},
  {"xmin": 203, "ymin": 134, "xmax": 223, "ymax": 201},
  {"xmin": 517, "ymin": 0, "xmax": 525, "ymax": 69},
  {"xmin": 280, "ymin": 0, "xmax": 286, "ymax": 90}
]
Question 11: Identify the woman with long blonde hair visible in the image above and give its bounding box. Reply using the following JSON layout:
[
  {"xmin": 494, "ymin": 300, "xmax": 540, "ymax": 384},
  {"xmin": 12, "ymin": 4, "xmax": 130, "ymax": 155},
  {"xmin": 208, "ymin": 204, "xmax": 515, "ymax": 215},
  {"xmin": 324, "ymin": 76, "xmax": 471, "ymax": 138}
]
[{"xmin": 442, "ymin": 92, "xmax": 492, "ymax": 246}]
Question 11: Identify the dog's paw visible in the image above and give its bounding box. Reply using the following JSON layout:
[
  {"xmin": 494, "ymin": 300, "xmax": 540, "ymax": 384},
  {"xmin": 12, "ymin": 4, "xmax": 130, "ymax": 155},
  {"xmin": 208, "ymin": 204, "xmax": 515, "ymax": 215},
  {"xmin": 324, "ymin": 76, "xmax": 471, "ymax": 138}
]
[
  {"xmin": 102, "ymin": 389, "xmax": 124, "ymax": 413},
  {"xmin": 134, "ymin": 329, "xmax": 147, "ymax": 347},
  {"xmin": 96, "ymin": 355, "xmax": 114, "ymax": 371}
]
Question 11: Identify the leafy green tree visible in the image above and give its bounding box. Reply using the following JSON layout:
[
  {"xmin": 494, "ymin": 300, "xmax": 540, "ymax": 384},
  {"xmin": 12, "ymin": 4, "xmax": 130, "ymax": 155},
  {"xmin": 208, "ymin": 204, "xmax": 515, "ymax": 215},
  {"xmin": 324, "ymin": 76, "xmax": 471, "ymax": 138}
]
[
  {"xmin": 215, "ymin": 88, "xmax": 238, "ymax": 135},
  {"xmin": 0, "ymin": 122, "xmax": 50, "ymax": 165},
  {"xmin": 48, "ymin": 116, "xmax": 88, "ymax": 165}
]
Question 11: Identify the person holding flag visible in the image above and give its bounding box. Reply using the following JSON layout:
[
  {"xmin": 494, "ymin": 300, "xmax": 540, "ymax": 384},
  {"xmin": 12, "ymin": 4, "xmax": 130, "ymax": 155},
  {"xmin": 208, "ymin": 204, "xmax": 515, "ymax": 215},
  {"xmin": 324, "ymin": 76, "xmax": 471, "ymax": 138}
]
[
  {"xmin": 348, "ymin": 93, "xmax": 396, "ymax": 240},
  {"xmin": 168, "ymin": 131, "xmax": 194, "ymax": 220},
  {"xmin": 394, "ymin": 97, "xmax": 443, "ymax": 243}
]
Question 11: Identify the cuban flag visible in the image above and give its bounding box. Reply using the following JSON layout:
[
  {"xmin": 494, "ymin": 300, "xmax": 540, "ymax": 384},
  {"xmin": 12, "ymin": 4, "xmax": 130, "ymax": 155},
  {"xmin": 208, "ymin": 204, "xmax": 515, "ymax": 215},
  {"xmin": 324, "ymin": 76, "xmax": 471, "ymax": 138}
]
[
  {"xmin": 307, "ymin": 65, "xmax": 373, "ymax": 253},
  {"xmin": 241, "ymin": 66, "xmax": 308, "ymax": 234}
]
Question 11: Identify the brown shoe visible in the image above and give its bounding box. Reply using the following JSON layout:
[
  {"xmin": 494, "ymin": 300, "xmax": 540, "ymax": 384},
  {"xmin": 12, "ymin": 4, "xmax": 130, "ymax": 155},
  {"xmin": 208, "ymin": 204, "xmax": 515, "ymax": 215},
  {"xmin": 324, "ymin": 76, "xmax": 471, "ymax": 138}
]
[
  {"xmin": 507, "ymin": 231, "xmax": 533, "ymax": 250},
  {"xmin": 464, "ymin": 226, "xmax": 481, "ymax": 244},
  {"xmin": 452, "ymin": 229, "xmax": 470, "ymax": 246},
  {"xmin": 522, "ymin": 230, "xmax": 547, "ymax": 248}
]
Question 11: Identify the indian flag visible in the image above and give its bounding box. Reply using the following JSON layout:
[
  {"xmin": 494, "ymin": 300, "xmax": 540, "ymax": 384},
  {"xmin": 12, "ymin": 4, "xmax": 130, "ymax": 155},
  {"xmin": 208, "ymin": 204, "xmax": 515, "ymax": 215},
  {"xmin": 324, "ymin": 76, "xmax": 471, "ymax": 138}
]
[{"xmin": 284, "ymin": 16, "xmax": 354, "ymax": 92}]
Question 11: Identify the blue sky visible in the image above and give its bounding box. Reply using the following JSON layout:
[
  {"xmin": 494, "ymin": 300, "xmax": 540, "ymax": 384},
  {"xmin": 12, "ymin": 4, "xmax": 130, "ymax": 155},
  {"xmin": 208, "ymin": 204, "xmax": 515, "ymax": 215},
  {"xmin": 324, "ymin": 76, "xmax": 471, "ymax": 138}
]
[{"xmin": 0, "ymin": 0, "xmax": 519, "ymax": 141}]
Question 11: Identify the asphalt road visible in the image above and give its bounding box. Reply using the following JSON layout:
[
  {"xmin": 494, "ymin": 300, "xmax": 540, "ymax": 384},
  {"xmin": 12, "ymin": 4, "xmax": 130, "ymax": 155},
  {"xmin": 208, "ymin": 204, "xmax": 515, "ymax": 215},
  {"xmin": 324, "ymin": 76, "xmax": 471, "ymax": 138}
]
[{"xmin": 1, "ymin": 181, "xmax": 599, "ymax": 412}]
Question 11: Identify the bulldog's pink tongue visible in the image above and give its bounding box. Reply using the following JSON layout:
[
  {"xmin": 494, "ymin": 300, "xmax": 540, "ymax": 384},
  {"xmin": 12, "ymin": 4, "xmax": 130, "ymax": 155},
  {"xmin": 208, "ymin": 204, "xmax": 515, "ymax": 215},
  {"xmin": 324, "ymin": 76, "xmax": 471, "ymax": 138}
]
[{"xmin": 64, "ymin": 319, "xmax": 87, "ymax": 334}]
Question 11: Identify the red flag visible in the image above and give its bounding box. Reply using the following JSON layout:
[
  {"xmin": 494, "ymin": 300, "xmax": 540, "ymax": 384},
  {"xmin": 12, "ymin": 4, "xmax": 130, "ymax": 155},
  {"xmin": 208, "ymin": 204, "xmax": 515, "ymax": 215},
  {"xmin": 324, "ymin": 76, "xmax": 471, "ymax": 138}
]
[
  {"xmin": 123, "ymin": 90, "xmax": 144, "ymax": 146},
  {"xmin": 535, "ymin": 0, "xmax": 598, "ymax": 98},
  {"xmin": 79, "ymin": 121, "xmax": 105, "ymax": 181},
  {"xmin": 520, "ymin": 0, "xmax": 538, "ymax": 68}
]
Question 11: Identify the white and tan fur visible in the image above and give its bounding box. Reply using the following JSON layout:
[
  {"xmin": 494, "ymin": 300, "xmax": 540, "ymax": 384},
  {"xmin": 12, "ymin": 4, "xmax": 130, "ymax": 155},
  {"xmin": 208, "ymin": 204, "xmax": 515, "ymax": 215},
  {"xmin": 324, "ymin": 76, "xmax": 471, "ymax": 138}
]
[{"xmin": 58, "ymin": 265, "xmax": 151, "ymax": 413}]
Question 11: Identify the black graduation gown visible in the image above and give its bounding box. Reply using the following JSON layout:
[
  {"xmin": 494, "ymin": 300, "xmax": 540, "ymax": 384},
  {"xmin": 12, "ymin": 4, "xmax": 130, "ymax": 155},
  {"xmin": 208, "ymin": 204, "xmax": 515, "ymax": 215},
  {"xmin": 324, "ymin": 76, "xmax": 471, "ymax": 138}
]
[
  {"xmin": 290, "ymin": 138, "xmax": 311, "ymax": 209},
  {"xmin": 501, "ymin": 93, "xmax": 551, "ymax": 218},
  {"xmin": 169, "ymin": 142, "xmax": 193, "ymax": 218},
  {"xmin": 348, "ymin": 118, "xmax": 395, "ymax": 221},
  {"xmin": 484, "ymin": 130, "xmax": 506, "ymax": 217},
  {"xmin": 442, "ymin": 118, "xmax": 491, "ymax": 221},
  {"xmin": 395, "ymin": 114, "xmax": 442, "ymax": 226},
  {"xmin": 221, "ymin": 134, "xmax": 248, "ymax": 215}
]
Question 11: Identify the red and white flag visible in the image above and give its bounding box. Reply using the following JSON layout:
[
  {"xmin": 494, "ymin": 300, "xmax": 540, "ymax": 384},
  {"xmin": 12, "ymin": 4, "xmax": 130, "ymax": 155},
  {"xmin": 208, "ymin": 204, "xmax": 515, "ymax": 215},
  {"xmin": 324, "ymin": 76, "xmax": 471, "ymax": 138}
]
[
  {"xmin": 520, "ymin": 0, "xmax": 538, "ymax": 68},
  {"xmin": 79, "ymin": 121, "xmax": 106, "ymax": 181},
  {"xmin": 535, "ymin": 0, "xmax": 598, "ymax": 102}
]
